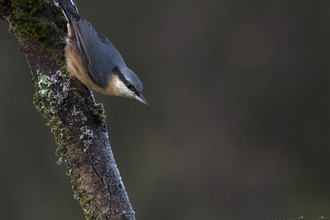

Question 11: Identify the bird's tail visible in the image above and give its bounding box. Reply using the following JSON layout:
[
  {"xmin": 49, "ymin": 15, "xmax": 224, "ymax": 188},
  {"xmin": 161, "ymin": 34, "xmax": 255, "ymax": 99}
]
[{"xmin": 57, "ymin": 0, "xmax": 80, "ymax": 23}]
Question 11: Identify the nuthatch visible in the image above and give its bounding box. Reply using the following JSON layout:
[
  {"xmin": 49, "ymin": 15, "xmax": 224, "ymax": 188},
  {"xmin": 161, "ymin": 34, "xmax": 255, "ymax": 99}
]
[{"xmin": 57, "ymin": 0, "xmax": 148, "ymax": 105}]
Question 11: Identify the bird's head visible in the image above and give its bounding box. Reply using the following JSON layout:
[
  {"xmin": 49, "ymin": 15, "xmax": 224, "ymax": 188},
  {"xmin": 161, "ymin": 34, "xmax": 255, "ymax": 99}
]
[{"xmin": 113, "ymin": 68, "xmax": 148, "ymax": 105}]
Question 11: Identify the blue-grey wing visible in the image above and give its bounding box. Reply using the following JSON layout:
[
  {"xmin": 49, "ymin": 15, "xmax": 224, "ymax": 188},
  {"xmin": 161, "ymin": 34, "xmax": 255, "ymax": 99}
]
[{"xmin": 72, "ymin": 18, "xmax": 127, "ymax": 88}]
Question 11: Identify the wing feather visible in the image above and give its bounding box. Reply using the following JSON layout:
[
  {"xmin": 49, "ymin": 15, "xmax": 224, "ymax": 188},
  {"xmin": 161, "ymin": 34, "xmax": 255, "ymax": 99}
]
[{"xmin": 71, "ymin": 18, "xmax": 127, "ymax": 88}]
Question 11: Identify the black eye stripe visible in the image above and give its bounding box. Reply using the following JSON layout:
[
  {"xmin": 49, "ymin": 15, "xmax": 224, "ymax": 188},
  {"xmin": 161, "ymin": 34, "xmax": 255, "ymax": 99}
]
[
  {"xmin": 112, "ymin": 66, "xmax": 119, "ymax": 73},
  {"xmin": 126, "ymin": 82, "xmax": 133, "ymax": 89},
  {"xmin": 126, "ymin": 82, "xmax": 139, "ymax": 95},
  {"xmin": 117, "ymin": 71, "xmax": 139, "ymax": 95}
]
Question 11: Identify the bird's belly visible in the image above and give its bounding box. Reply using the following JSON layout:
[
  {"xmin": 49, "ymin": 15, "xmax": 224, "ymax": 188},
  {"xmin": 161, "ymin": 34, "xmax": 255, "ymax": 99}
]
[{"xmin": 65, "ymin": 43, "xmax": 99, "ymax": 91}]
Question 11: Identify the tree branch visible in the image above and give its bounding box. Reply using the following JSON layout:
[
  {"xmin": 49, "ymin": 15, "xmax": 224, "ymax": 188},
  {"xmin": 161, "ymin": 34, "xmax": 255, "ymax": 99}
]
[{"xmin": 0, "ymin": 1, "xmax": 136, "ymax": 219}]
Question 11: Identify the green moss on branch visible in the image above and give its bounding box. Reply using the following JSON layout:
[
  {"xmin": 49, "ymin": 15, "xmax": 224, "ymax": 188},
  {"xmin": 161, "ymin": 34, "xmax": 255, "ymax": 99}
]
[{"xmin": 10, "ymin": 0, "xmax": 67, "ymax": 67}]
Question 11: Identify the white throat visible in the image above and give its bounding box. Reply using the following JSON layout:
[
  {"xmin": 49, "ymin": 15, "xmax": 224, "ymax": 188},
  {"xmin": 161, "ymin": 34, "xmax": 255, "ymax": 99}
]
[{"xmin": 114, "ymin": 78, "xmax": 135, "ymax": 98}]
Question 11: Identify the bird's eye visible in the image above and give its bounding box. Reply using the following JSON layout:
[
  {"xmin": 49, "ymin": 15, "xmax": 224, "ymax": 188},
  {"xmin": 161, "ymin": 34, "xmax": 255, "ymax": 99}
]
[{"xmin": 126, "ymin": 82, "xmax": 133, "ymax": 90}]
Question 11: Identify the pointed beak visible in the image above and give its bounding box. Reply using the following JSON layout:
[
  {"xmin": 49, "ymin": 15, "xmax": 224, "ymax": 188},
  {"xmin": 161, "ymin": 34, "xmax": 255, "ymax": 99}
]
[{"xmin": 135, "ymin": 93, "xmax": 148, "ymax": 105}]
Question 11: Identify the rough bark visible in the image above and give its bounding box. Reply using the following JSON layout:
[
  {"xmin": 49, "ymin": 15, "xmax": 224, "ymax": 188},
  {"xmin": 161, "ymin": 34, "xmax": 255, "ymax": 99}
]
[{"xmin": 0, "ymin": 1, "xmax": 136, "ymax": 219}]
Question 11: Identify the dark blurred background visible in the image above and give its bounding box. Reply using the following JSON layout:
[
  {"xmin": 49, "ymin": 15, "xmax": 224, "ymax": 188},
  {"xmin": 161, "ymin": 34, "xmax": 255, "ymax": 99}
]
[{"xmin": 1, "ymin": 0, "xmax": 330, "ymax": 219}]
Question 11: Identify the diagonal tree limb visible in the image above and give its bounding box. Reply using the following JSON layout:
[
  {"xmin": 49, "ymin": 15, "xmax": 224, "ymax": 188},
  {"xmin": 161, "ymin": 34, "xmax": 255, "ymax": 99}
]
[{"xmin": 0, "ymin": 1, "xmax": 136, "ymax": 219}]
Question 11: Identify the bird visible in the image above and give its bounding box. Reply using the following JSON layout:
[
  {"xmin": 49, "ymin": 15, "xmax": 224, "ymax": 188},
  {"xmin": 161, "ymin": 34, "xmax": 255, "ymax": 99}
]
[{"xmin": 57, "ymin": 0, "xmax": 148, "ymax": 105}]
